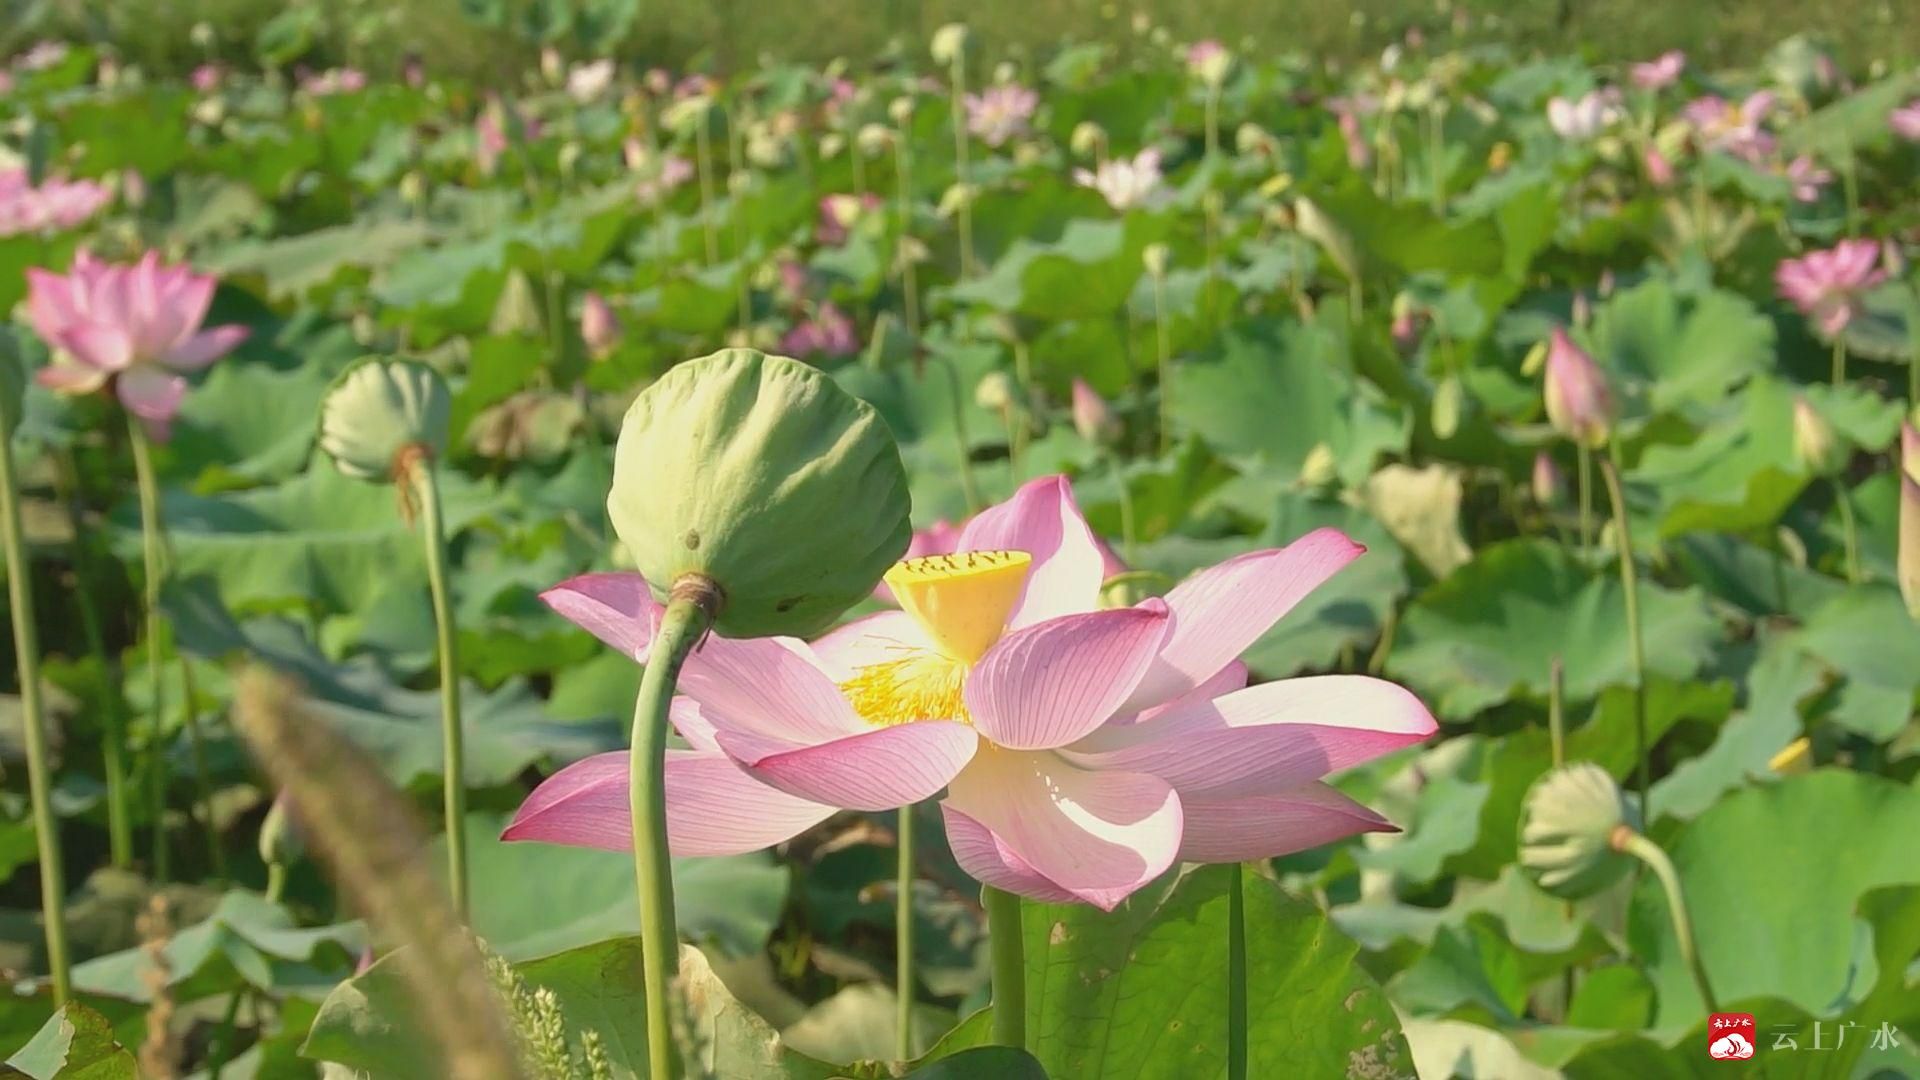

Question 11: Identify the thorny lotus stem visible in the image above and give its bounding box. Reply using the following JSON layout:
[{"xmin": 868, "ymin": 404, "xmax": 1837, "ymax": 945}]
[
  {"xmin": 1151, "ymin": 270, "xmax": 1173, "ymax": 454},
  {"xmin": 128, "ymin": 415, "xmax": 171, "ymax": 881},
  {"xmin": 0, "ymin": 407, "xmax": 71, "ymax": 1006},
  {"xmin": 1613, "ymin": 828, "xmax": 1718, "ymax": 1013},
  {"xmin": 695, "ymin": 113, "xmax": 719, "ymax": 266},
  {"xmin": 894, "ymin": 136, "xmax": 921, "ymax": 337},
  {"xmin": 947, "ymin": 58, "xmax": 976, "ymax": 280},
  {"xmin": 179, "ymin": 656, "xmax": 225, "ymax": 883},
  {"xmin": 1599, "ymin": 452, "xmax": 1650, "ymax": 806},
  {"xmin": 895, "ymin": 806, "xmax": 916, "ymax": 1061},
  {"xmin": 1226, "ymin": 864, "xmax": 1248, "ymax": 1080},
  {"xmin": 408, "ymin": 451, "xmax": 469, "ymax": 919},
  {"xmin": 55, "ymin": 451, "xmax": 132, "ymax": 867},
  {"xmin": 634, "ymin": 577, "xmax": 721, "ymax": 1080},
  {"xmin": 984, "ymin": 885, "xmax": 1025, "ymax": 1050},
  {"xmin": 1576, "ymin": 443, "xmax": 1594, "ymax": 551},
  {"xmin": 1832, "ymin": 477, "xmax": 1862, "ymax": 585},
  {"xmin": 1831, "ymin": 335, "xmax": 1847, "ymax": 388}
]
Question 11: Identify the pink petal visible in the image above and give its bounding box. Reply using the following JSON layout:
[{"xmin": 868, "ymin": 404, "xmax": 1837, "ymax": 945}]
[
  {"xmin": 116, "ymin": 366, "xmax": 187, "ymax": 422},
  {"xmin": 164, "ymin": 324, "xmax": 248, "ymax": 371},
  {"xmin": 503, "ymin": 749, "xmax": 837, "ymax": 857},
  {"xmin": 162, "ymin": 273, "xmax": 217, "ymax": 353},
  {"xmin": 1065, "ymin": 675, "xmax": 1437, "ymax": 798},
  {"xmin": 540, "ymin": 572, "xmax": 662, "ymax": 660},
  {"xmin": 25, "ymin": 268, "xmax": 81, "ymax": 341},
  {"xmin": 62, "ymin": 324, "xmax": 135, "ymax": 372},
  {"xmin": 943, "ymin": 749, "xmax": 1182, "ymax": 911},
  {"xmin": 721, "ymin": 720, "xmax": 977, "ymax": 811},
  {"xmin": 1176, "ymin": 782, "xmax": 1396, "ymax": 863},
  {"xmin": 956, "ymin": 475, "xmax": 1105, "ymax": 627},
  {"xmin": 35, "ymin": 363, "xmax": 108, "ymax": 395},
  {"xmin": 943, "ymin": 804, "xmax": 1080, "ymax": 904},
  {"xmin": 965, "ymin": 604, "xmax": 1171, "ymax": 750},
  {"xmin": 1129, "ymin": 659, "xmax": 1248, "ymax": 726},
  {"xmin": 809, "ymin": 609, "xmax": 936, "ymax": 682},
  {"xmin": 668, "ymin": 698, "xmax": 721, "ymax": 752},
  {"xmin": 1122, "ymin": 528, "xmax": 1365, "ymax": 712}
]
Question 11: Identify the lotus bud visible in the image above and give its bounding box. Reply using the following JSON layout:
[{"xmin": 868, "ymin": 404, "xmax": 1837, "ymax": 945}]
[
  {"xmin": 992, "ymin": 61, "xmax": 1017, "ymax": 85},
  {"xmin": 819, "ymin": 132, "xmax": 847, "ymax": 159},
  {"xmin": 607, "ymin": 349, "xmax": 912, "ymax": 639},
  {"xmin": 580, "ymin": 291, "xmax": 621, "ymax": 360},
  {"xmin": 258, "ymin": 792, "xmax": 305, "ymax": 868},
  {"xmin": 1014, "ymin": 143, "xmax": 1046, "ymax": 168},
  {"xmin": 1070, "ymin": 120, "xmax": 1107, "ymax": 158},
  {"xmin": 1791, "ymin": 396, "xmax": 1842, "ymax": 476},
  {"xmin": 1542, "ymin": 328, "xmax": 1616, "ymax": 448},
  {"xmin": 1900, "ymin": 420, "xmax": 1920, "ymax": 620},
  {"xmin": 975, "ymin": 370, "xmax": 1016, "ymax": 412},
  {"xmin": 539, "ymin": 47, "xmax": 563, "ymax": 86},
  {"xmin": 399, "ymin": 170, "xmax": 426, "ymax": 207},
  {"xmin": 1142, "ymin": 242, "xmax": 1170, "ymax": 278},
  {"xmin": 1571, "ymin": 291, "xmax": 1592, "ymax": 328},
  {"xmin": 558, "ymin": 141, "xmax": 582, "ymax": 179},
  {"xmin": 856, "ymin": 123, "xmax": 893, "ymax": 157},
  {"xmin": 1186, "ymin": 40, "xmax": 1233, "ymax": 87},
  {"xmin": 1883, "ymin": 240, "xmax": 1906, "ymax": 277},
  {"xmin": 489, "ymin": 269, "xmax": 544, "ymax": 338},
  {"xmin": 663, "ymin": 95, "xmax": 710, "ymax": 134},
  {"xmin": 318, "ymin": 358, "xmax": 452, "ymax": 483},
  {"xmin": 1298, "ymin": 442, "xmax": 1338, "ymax": 488},
  {"xmin": 1070, "ymin": 378, "xmax": 1121, "ymax": 445},
  {"xmin": 888, "ymin": 96, "xmax": 916, "ymax": 126},
  {"xmin": 1532, "ymin": 451, "xmax": 1566, "ymax": 507},
  {"xmin": 931, "ymin": 23, "xmax": 970, "ymax": 67},
  {"xmin": 1235, "ymin": 123, "xmax": 1275, "ymax": 157},
  {"xmin": 1519, "ymin": 763, "xmax": 1640, "ymax": 900}
]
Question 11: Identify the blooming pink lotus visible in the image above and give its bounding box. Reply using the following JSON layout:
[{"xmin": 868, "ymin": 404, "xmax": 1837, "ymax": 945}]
[
  {"xmin": 1630, "ymin": 50, "xmax": 1685, "ymax": 91},
  {"xmin": 816, "ymin": 192, "xmax": 884, "ymax": 246},
  {"xmin": 1891, "ymin": 101, "xmax": 1920, "ymax": 142},
  {"xmin": 964, "ymin": 84, "xmax": 1038, "ymax": 148},
  {"xmin": 1783, "ymin": 156, "xmax": 1832, "ymax": 203},
  {"xmin": 1776, "ymin": 239, "xmax": 1888, "ymax": 336},
  {"xmin": 1546, "ymin": 90, "xmax": 1622, "ymax": 140},
  {"xmin": 778, "ymin": 301, "xmax": 858, "ymax": 359},
  {"xmin": 0, "ymin": 169, "xmax": 112, "ymax": 238},
  {"xmin": 506, "ymin": 477, "xmax": 1435, "ymax": 909},
  {"xmin": 27, "ymin": 252, "xmax": 249, "ymax": 440},
  {"xmin": 1074, "ymin": 149, "xmax": 1168, "ymax": 211},
  {"xmin": 1682, "ymin": 92, "xmax": 1776, "ymax": 163}
]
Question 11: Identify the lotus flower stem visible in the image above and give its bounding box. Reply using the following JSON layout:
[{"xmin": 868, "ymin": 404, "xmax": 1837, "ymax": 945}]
[
  {"xmin": 1612, "ymin": 828, "xmax": 1716, "ymax": 1012},
  {"xmin": 128, "ymin": 415, "xmax": 172, "ymax": 881},
  {"xmin": 408, "ymin": 454, "xmax": 469, "ymax": 919},
  {"xmin": 1226, "ymin": 863, "xmax": 1248, "ymax": 1080},
  {"xmin": 1832, "ymin": 477, "xmax": 1861, "ymax": 584},
  {"xmin": 631, "ymin": 579, "xmax": 721, "ymax": 1080},
  {"xmin": 1576, "ymin": 444, "xmax": 1594, "ymax": 551},
  {"xmin": 1598, "ymin": 452, "xmax": 1650, "ymax": 805},
  {"xmin": 895, "ymin": 805, "xmax": 916, "ymax": 1060},
  {"xmin": 695, "ymin": 112, "xmax": 720, "ymax": 266},
  {"xmin": 1203, "ymin": 84, "xmax": 1220, "ymax": 163},
  {"xmin": 1151, "ymin": 269, "xmax": 1173, "ymax": 454},
  {"xmin": 1831, "ymin": 336, "xmax": 1846, "ymax": 387},
  {"xmin": 934, "ymin": 355, "xmax": 983, "ymax": 512},
  {"xmin": 0, "ymin": 403, "xmax": 71, "ymax": 1006},
  {"xmin": 1426, "ymin": 104, "xmax": 1446, "ymax": 215},
  {"xmin": 178, "ymin": 656, "xmax": 225, "ymax": 883},
  {"xmin": 984, "ymin": 884, "xmax": 1025, "ymax": 1049},
  {"xmin": 894, "ymin": 135, "xmax": 921, "ymax": 337},
  {"xmin": 1114, "ymin": 463, "xmax": 1138, "ymax": 564},
  {"xmin": 947, "ymin": 57, "xmax": 976, "ymax": 279},
  {"xmin": 1548, "ymin": 657, "xmax": 1566, "ymax": 768},
  {"xmin": 54, "ymin": 451, "xmax": 133, "ymax": 868}
]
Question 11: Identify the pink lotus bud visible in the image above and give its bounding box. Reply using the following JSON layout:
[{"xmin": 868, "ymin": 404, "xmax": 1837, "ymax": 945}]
[
  {"xmin": 1532, "ymin": 451, "xmax": 1566, "ymax": 507},
  {"xmin": 1571, "ymin": 291, "xmax": 1592, "ymax": 328},
  {"xmin": 1791, "ymin": 396, "xmax": 1841, "ymax": 476},
  {"xmin": 1543, "ymin": 328, "xmax": 1616, "ymax": 448},
  {"xmin": 580, "ymin": 291, "xmax": 620, "ymax": 359},
  {"xmin": 1643, "ymin": 146, "xmax": 1676, "ymax": 187},
  {"xmin": 1900, "ymin": 421, "xmax": 1920, "ymax": 620},
  {"xmin": 1071, "ymin": 377, "xmax": 1121, "ymax": 445}
]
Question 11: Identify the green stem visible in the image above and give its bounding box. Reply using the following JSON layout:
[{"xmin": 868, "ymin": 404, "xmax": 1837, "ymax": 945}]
[
  {"xmin": 1832, "ymin": 477, "xmax": 1861, "ymax": 584},
  {"xmin": 696, "ymin": 114, "xmax": 719, "ymax": 266},
  {"xmin": 179, "ymin": 657, "xmax": 225, "ymax": 883},
  {"xmin": 935, "ymin": 356, "xmax": 983, "ymax": 513},
  {"xmin": 1152, "ymin": 271, "xmax": 1172, "ymax": 454},
  {"xmin": 632, "ymin": 582, "xmax": 720, "ymax": 1080},
  {"xmin": 54, "ymin": 452, "xmax": 132, "ymax": 868},
  {"xmin": 948, "ymin": 60, "xmax": 975, "ymax": 279},
  {"xmin": 1226, "ymin": 863, "xmax": 1247, "ymax": 1080},
  {"xmin": 410, "ymin": 457, "xmax": 468, "ymax": 920},
  {"xmin": 1832, "ymin": 335, "xmax": 1846, "ymax": 387},
  {"xmin": 984, "ymin": 885, "xmax": 1025, "ymax": 1050},
  {"xmin": 1113, "ymin": 459, "xmax": 1137, "ymax": 566},
  {"xmin": 1548, "ymin": 657, "xmax": 1566, "ymax": 768},
  {"xmin": 1203, "ymin": 85, "xmax": 1219, "ymax": 162},
  {"xmin": 895, "ymin": 806, "xmax": 916, "ymax": 1061},
  {"xmin": 265, "ymin": 862, "xmax": 287, "ymax": 906},
  {"xmin": 895, "ymin": 138, "xmax": 921, "ymax": 338},
  {"xmin": 1, "ymin": 404, "xmax": 71, "ymax": 1005},
  {"xmin": 207, "ymin": 987, "xmax": 247, "ymax": 1079},
  {"xmin": 1616, "ymin": 831, "xmax": 1717, "ymax": 1012},
  {"xmin": 128, "ymin": 416, "xmax": 170, "ymax": 882},
  {"xmin": 1599, "ymin": 451, "xmax": 1650, "ymax": 806},
  {"xmin": 1576, "ymin": 443, "xmax": 1594, "ymax": 552}
]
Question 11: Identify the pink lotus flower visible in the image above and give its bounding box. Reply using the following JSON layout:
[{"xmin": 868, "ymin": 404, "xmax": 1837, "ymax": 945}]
[
  {"xmin": 875, "ymin": 520, "xmax": 964, "ymax": 602},
  {"xmin": 301, "ymin": 68, "xmax": 366, "ymax": 96},
  {"xmin": 778, "ymin": 302, "xmax": 859, "ymax": 359},
  {"xmin": 1543, "ymin": 327, "xmax": 1616, "ymax": 448},
  {"xmin": 1546, "ymin": 90, "xmax": 1622, "ymax": 140},
  {"xmin": 1783, "ymin": 156, "xmax": 1832, "ymax": 203},
  {"xmin": 506, "ymin": 477, "xmax": 1435, "ymax": 909},
  {"xmin": 27, "ymin": 252, "xmax": 249, "ymax": 441},
  {"xmin": 1891, "ymin": 101, "xmax": 1920, "ymax": 142},
  {"xmin": 1630, "ymin": 51, "xmax": 1685, "ymax": 91},
  {"xmin": 1643, "ymin": 146, "xmax": 1676, "ymax": 187},
  {"xmin": 579, "ymin": 291, "xmax": 620, "ymax": 359},
  {"xmin": 190, "ymin": 64, "xmax": 223, "ymax": 93},
  {"xmin": 816, "ymin": 192, "xmax": 884, "ymax": 246},
  {"xmin": 0, "ymin": 169, "xmax": 112, "ymax": 237},
  {"xmin": 1071, "ymin": 377, "xmax": 1121, "ymax": 445},
  {"xmin": 1185, "ymin": 40, "xmax": 1231, "ymax": 85},
  {"xmin": 964, "ymin": 84, "xmax": 1038, "ymax": 148},
  {"xmin": 1683, "ymin": 92, "xmax": 1776, "ymax": 163},
  {"xmin": 1074, "ymin": 149, "xmax": 1168, "ymax": 211},
  {"xmin": 1776, "ymin": 239, "xmax": 1888, "ymax": 337}
]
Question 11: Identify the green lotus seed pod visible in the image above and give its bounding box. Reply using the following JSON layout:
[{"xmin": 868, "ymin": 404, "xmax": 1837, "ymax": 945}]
[
  {"xmin": 258, "ymin": 793, "xmax": 304, "ymax": 868},
  {"xmin": 1518, "ymin": 762, "xmax": 1641, "ymax": 900},
  {"xmin": 317, "ymin": 358, "xmax": 451, "ymax": 482},
  {"xmin": 609, "ymin": 348, "xmax": 912, "ymax": 639}
]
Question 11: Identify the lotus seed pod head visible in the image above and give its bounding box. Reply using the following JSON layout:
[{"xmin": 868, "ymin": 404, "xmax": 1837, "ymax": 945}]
[
  {"xmin": 1900, "ymin": 419, "xmax": 1920, "ymax": 620},
  {"xmin": 1070, "ymin": 120, "xmax": 1107, "ymax": 158},
  {"xmin": 607, "ymin": 349, "xmax": 912, "ymax": 639},
  {"xmin": 1519, "ymin": 762, "xmax": 1641, "ymax": 900},
  {"xmin": 1791, "ymin": 396, "xmax": 1842, "ymax": 477},
  {"xmin": 318, "ymin": 358, "xmax": 452, "ymax": 482},
  {"xmin": 257, "ymin": 792, "xmax": 305, "ymax": 867},
  {"xmin": 931, "ymin": 23, "xmax": 970, "ymax": 66},
  {"xmin": 1531, "ymin": 451, "xmax": 1567, "ymax": 508},
  {"xmin": 1543, "ymin": 327, "xmax": 1616, "ymax": 448},
  {"xmin": 974, "ymin": 370, "xmax": 1016, "ymax": 412},
  {"xmin": 1142, "ymin": 242, "xmax": 1171, "ymax": 278},
  {"xmin": 1070, "ymin": 377, "xmax": 1121, "ymax": 445}
]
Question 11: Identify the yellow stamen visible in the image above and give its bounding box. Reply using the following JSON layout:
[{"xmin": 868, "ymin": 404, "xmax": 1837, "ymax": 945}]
[
  {"xmin": 884, "ymin": 550, "xmax": 1032, "ymax": 664},
  {"xmin": 839, "ymin": 651, "xmax": 969, "ymax": 727}
]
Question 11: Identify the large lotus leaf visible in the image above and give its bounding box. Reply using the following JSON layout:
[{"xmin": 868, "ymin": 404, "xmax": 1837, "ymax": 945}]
[
  {"xmin": 779, "ymin": 984, "xmax": 955, "ymax": 1065},
  {"xmin": 1302, "ymin": 180, "xmax": 1505, "ymax": 278},
  {"xmin": 69, "ymin": 891, "xmax": 363, "ymax": 1006},
  {"xmin": 1387, "ymin": 539, "xmax": 1720, "ymax": 720},
  {"xmin": 443, "ymin": 812, "xmax": 788, "ymax": 962},
  {"xmin": 2, "ymin": 1003, "xmax": 136, "ymax": 1080},
  {"xmin": 1631, "ymin": 770, "xmax": 1920, "ymax": 1029},
  {"xmin": 1020, "ymin": 864, "xmax": 1410, "ymax": 1078},
  {"xmin": 1586, "ymin": 271, "xmax": 1776, "ymax": 415},
  {"xmin": 1388, "ymin": 910, "xmax": 1608, "ymax": 1025},
  {"xmin": 1837, "ymin": 281, "xmax": 1920, "ymax": 364},
  {"xmin": 1781, "ymin": 69, "xmax": 1920, "ymax": 162},
  {"xmin": 1406, "ymin": 1018, "xmax": 1557, "ymax": 1080},
  {"xmin": 948, "ymin": 212, "xmax": 1173, "ymax": 320},
  {"xmin": 203, "ymin": 219, "xmax": 436, "ymax": 302},
  {"xmin": 59, "ymin": 90, "xmax": 193, "ymax": 177},
  {"xmin": 1171, "ymin": 316, "xmax": 1409, "ymax": 488},
  {"xmin": 833, "ymin": 334, "xmax": 1009, "ymax": 521},
  {"xmin": 1792, "ymin": 585, "xmax": 1920, "ymax": 740}
]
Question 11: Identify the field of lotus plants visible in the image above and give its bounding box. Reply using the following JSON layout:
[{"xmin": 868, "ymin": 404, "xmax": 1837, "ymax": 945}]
[{"xmin": 0, "ymin": 14, "xmax": 1918, "ymax": 1079}]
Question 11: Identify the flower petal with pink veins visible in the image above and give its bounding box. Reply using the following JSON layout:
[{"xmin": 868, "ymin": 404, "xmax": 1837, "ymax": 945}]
[
  {"xmin": 1176, "ymin": 782, "xmax": 1396, "ymax": 863},
  {"xmin": 540, "ymin": 572, "xmax": 662, "ymax": 661},
  {"xmin": 944, "ymin": 748, "xmax": 1182, "ymax": 911},
  {"xmin": 943, "ymin": 805, "xmax": 1080, "ymax": 904},
  {"xmin": 25, "ymin": 268, "xmax": 82, "ymax": 340},
  {"xmin": 1122, "ymin": 528, "xmax": 1365, "ymax": 712},
  {"xmin": 722, "ymin": 719, "xmax": 978, "ymax": 811},
  {"xmin": 1123, "ymin": 659, "xmax": 1248, "ymax": 727},
  {"xmin": 117, "ymin": 366, "xmax": 187, "ymax": 422},
  {"xmin": 667, "ymin": 698, "xmax": 721, "ymax": 752},
  {"xmin": 165, "ymin": 325, "xmax": 249, "ymax": 371},
  {"xmin": 956, "ymin": 475, "xmax": 1105, "ymax": 628},
  {"xmin": 809, "ymin": 609, "xmax": 936, "ymax": 682},
  {"xmin": 966, "ymin": 604, "xmax": 1171, "ymax": 750},
  {"xmin": 1065, "ymin": 675, "xmax": 1437, "ymax": 798},
  {"xmin": 502, "ymin": 749, "xmax": 837, "ymax": 857}
]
